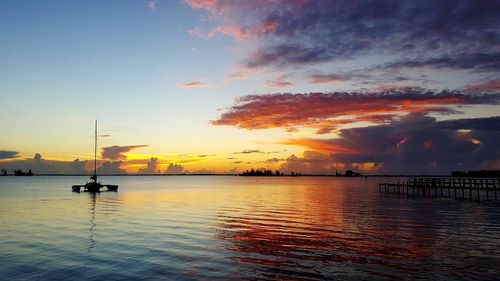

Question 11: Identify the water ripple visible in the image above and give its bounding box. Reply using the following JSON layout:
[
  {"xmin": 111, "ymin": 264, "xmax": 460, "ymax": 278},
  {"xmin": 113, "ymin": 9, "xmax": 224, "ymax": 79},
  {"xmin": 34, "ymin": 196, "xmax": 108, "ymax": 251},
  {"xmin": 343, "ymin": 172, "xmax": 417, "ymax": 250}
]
[{"xmin": 0, "ymin": 176, "xmax": 499, "ymax": 280}]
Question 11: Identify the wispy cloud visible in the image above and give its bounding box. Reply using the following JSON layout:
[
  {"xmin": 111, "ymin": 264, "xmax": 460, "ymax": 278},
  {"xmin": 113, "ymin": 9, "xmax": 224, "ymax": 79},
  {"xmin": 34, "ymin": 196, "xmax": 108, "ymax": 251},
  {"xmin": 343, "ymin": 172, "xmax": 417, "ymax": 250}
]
[
  {"xmin": 208, "ymin": 25, "xmax": 253, "ymax": 40},
  {"xmin": 232, "ymin": 149, "xmax": 264, "ymax": 154},
  {"xmin": 188, "ymin": 27, "xmax": 205, "ymax": 39},
  {"xmin": 198, "ymin": 154, "xmax": 216, "ymax": 158},
  {"xmin": 308, "ymin": 73, "xmax": 352, "ymax": 84},
  {"xmin": 381, "ymin": 53, "xmax": 500, "ymax": 72},
  {"xmin": 265, "ymin": 158, "xmax": 284, "ymax": 163},
  {"xmin": 464, "ymin": 80, "xmax": 500, "ymax": 92},
  {"xmin": 177, "ymin": 81, "xmax": 215, "ymax": 88},
  {"xmin": 224, "ymin": 65, "xmax": 259, "ymax": 81},
  {"xmin": 265, "ymin": 75, "xmax": 293, "ymax": 88},
  {"xmin": 147, "ymin": 0, "xmax": 156, "ymax": 10}
]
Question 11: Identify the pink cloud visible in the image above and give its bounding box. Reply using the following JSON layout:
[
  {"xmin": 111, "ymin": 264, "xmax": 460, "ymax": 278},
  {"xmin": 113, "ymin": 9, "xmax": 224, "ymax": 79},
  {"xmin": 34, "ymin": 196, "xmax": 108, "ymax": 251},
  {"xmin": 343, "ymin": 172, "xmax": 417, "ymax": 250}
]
[
  {"xmin": 464, "ymin": 80, "xmax": 500, "ymax": 92},
  {"xmin": 177, "ymin": 81, "xmax": 215, "ymax": 88},
  {"xmin": 184, "ymin": 0, "xmax": 301, "ymax": 41},
  {"xmin": 224, "ymin": 65, "xmax": 259, "ymax": 81},
  {"xmin": 209, "ymin": 25, "xmax": 252, "ymax": 40},
  {"xmin": 184, "ymin": 0, "xmax": 219, "ymax": 11}
]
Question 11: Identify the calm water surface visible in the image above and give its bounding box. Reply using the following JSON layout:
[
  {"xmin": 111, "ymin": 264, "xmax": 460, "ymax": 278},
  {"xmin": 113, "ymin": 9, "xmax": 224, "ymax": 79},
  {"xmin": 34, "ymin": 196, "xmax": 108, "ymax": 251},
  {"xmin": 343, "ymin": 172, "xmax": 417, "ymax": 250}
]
[{"xmin": 0, "ymin": 176, "xmax": 499, "ymax": 280}]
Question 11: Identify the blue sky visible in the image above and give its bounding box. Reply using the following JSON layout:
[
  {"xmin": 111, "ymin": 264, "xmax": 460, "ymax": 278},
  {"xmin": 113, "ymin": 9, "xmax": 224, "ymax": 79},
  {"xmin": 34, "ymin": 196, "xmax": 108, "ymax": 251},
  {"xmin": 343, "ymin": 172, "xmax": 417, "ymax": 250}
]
[{"xmin": 1, "ymin": 0, "xmax": 499, "ymax": 174}]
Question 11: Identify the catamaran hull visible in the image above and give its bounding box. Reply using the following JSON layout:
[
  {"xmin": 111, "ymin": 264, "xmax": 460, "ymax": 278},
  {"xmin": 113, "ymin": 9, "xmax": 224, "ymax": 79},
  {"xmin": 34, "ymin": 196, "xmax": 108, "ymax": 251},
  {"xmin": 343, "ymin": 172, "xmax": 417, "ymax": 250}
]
[
  {"xmin": 106, "ymin": 185, "xmax": 118, "ymax": 191},
  {"xmin": 71, "ymin": 183, "xmax": 119, "ymax": 192}
]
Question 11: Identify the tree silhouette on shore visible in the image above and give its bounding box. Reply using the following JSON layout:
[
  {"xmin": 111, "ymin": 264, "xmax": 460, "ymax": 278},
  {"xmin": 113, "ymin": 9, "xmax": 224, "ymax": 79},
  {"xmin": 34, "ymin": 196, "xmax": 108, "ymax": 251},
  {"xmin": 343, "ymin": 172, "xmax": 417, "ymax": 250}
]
[{"xmin": 239, "ymin": 168, "xmax": 301, "ymax": 177}]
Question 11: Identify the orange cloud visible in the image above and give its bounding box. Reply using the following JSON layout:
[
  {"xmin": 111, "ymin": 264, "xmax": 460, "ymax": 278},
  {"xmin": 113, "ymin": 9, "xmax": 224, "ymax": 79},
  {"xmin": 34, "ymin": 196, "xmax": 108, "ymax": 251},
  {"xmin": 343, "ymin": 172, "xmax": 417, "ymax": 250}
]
[
  {"xmin": 280, "ymin": 139, "xmax": 356, "ymax": 154},
  {"xmin": 184, "ymin": 0, "xmax": 218, "ymax": 11},
  {"xmin": 212, "ymin": 88, "xmax": 500, "ymax": 133}
]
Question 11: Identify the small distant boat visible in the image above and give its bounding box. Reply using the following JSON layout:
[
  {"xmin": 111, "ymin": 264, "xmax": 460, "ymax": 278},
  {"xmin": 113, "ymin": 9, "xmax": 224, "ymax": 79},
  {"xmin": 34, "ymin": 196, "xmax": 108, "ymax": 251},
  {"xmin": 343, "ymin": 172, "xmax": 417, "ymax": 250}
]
[
  {"xmin": 72, "ymin": 120, "xmax": 118, "ymax": 193},
  {"xmin": 14, "ymin": 169, "xmax": 33, "ymax": 176}
]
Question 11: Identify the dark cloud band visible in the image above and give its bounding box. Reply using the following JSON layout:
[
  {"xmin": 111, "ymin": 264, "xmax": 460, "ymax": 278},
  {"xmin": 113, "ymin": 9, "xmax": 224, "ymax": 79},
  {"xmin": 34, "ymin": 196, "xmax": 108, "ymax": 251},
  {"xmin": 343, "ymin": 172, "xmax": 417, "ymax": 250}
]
[{"xmin": 0, "ymin": 150, "xmax": 19, "ymax": 160}]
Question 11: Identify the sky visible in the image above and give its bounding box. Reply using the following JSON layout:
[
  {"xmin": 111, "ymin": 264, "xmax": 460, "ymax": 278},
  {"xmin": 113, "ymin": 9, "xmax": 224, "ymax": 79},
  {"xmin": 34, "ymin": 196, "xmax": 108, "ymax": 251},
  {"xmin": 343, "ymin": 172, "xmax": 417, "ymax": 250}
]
[{"xmin": 0, "ymin": 0, "xmax": 499, "ymax": 175}]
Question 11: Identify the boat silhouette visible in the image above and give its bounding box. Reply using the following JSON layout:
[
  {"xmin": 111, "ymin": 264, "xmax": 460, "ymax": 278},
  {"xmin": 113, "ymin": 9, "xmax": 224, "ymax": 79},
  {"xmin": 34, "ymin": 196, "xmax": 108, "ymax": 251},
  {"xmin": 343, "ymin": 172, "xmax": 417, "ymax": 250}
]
[
  {"xmin": 72, "ymin": 120, "xmax": 118, "ymax": 193},
  {"xmin": 14, "ymin": 169, "xmax": 33, "ymax": 176}
]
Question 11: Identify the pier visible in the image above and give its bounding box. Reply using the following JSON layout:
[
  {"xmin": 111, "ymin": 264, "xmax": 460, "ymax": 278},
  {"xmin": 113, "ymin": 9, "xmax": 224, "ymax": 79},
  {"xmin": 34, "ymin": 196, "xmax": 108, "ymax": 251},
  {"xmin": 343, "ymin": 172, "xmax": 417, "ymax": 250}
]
[{"xmin": 379, "ymin": 177, "xmax": 500, "ymax": 202}]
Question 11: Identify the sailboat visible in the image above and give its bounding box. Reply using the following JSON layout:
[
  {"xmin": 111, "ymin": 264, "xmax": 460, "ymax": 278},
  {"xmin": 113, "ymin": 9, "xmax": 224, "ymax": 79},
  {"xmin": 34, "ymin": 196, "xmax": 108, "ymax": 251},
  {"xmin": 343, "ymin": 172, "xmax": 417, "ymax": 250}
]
[{"xmin": 72, "ymin": 120, "xmax": 118, "ymax": 192}]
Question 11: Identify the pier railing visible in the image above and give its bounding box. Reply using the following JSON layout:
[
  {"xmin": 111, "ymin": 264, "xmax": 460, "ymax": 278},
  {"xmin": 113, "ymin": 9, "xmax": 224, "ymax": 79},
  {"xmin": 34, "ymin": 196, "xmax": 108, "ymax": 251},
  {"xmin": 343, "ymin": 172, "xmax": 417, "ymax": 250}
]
[{"xmin": 379, "ymin": 177, "xmax": 500, "ymax": 202}]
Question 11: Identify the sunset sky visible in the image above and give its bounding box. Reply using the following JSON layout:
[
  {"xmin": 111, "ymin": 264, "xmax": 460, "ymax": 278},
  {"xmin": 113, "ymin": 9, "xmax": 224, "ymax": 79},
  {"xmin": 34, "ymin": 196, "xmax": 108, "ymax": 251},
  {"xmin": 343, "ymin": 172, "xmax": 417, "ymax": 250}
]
[{"xmin": 0, "ymin": 0, "xmax": 499, "ymax": 175}]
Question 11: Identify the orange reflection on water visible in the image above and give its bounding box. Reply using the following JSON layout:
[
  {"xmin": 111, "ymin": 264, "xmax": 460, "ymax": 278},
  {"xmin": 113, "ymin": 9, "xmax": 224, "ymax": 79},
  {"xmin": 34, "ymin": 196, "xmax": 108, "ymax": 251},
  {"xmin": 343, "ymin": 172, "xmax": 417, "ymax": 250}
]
[{"xmin": 212, "ymin": 177, "xmax": 442, "ymax": 278}]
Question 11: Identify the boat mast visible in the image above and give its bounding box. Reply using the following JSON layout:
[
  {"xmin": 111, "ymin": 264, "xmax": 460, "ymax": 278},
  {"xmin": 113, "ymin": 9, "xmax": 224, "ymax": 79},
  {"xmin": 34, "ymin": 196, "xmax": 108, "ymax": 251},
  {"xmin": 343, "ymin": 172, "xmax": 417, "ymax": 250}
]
[{"xmin": 94, "ymin": 120, "xmax": 97, "ymax": 182}]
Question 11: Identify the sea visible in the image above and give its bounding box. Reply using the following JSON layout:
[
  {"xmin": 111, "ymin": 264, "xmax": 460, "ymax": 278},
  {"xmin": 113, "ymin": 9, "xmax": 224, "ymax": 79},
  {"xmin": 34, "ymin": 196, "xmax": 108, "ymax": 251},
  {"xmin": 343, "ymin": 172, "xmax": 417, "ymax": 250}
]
[{"xmin": 0, "ymin": 176, "xmax": 499, "ymax": 280}]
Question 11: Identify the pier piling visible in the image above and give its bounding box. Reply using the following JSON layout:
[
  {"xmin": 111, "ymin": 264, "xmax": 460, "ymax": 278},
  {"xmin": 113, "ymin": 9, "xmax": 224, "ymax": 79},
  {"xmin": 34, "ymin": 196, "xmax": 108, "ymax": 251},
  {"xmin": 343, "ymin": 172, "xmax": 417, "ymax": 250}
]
[{"xmin": 379, "ymin": 177, "xmax": 500, "ymax": 203}]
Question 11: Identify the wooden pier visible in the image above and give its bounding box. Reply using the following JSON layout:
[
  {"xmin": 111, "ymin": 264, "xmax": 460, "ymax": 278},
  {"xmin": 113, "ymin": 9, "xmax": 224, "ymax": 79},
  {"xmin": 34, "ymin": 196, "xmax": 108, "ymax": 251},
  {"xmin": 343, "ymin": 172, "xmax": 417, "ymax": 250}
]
[{"xmin": 379, "ymin": 177, "xmax": 500, "ymax": 202}]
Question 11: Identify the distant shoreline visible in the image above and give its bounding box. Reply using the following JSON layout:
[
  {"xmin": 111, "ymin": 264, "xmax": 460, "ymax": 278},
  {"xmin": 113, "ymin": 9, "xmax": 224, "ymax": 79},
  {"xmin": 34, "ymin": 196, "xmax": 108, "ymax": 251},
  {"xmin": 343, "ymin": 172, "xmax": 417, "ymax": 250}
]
[{"xmin": 2, "ymin": 174, "xmax": 489, "ymax": 178}]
